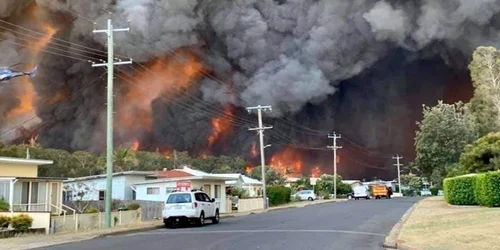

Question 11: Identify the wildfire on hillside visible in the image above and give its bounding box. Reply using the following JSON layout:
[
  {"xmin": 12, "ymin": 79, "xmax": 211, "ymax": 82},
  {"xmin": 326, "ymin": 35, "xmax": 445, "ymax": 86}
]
[
  {"xmin": 245, "ymin": 163, "xmax": 253, "ymax": 175},
  {"xmin": 270, "ymin": 147, "xmax": 303, "ymax": 177}
]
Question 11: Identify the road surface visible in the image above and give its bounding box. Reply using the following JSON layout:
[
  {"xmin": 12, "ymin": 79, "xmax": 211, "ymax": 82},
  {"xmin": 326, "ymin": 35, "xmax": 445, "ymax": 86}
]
[{"xmin": 39, "ymin": 197, "xmax": 419, "ymax": 250}]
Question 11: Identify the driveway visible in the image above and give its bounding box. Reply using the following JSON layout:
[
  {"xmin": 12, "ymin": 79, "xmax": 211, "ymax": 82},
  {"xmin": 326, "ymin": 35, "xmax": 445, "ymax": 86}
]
[{"xmin": 38, "ymin": 197, "xmax": 419, "ymax": 250}]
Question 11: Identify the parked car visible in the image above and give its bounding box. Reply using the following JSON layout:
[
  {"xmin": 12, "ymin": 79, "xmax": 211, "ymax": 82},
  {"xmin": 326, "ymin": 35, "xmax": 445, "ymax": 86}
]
[
  {"xmin": 420, "ymin": 188, "xmax": 432, "ymax": 196},
  {"xmin": 294, "ymin": 190, "xmax": 317, "ymax": 201},
  {"xmin": 350, "ymin": 186, "xmax": 370, "ymax": 200},
  {"xmin": 162, "ymin": 190, "xmax": 220, "ymax": 228}
]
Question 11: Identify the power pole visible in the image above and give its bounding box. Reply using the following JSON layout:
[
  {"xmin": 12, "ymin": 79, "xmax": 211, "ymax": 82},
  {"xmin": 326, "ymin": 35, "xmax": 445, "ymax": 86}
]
[
  {"xmin": 247, "ymin": 105, "xmax": 273, "ymax": 209},
  {"xmin": 327, "ymin": 132, "xmax": 342, "ymax": 200},
  {"xmin": 393, "ymin": 155, "xmax": 403, "ymax": 193},
  {"xmin": 91, "ymin": 19, "xmax": 132, "ymax": 229}
]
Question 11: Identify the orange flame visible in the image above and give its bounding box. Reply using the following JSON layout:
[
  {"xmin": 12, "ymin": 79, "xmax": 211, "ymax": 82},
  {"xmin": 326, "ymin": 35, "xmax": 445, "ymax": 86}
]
[
  {"xmin": 251, "ymin": 141, "xmax": 257, "ymax": 157},
  {"xmin": 208, "ymin": 105, "xmax": 234, "ymax": 146},
  {"xmin": 116, "ymin": 49, "xmax": 203, "ymax": 134},
  {"xmin": 4, "ymin": 24, "xmax": 58, "ymax": 119},
  {"xmin": 130, "ymin": 141, "xmax": 140, "ymax": 151},
  {"xmin": 311, "ymin": 166, "xmax": 321, "ymax": 178},
  {"xmin": 270, "ymin": 147, "xmax": 303, "ymax": 177},
  {"xmin": 161, "ymin": 148, "xmax": 172, "ymax": 159}
]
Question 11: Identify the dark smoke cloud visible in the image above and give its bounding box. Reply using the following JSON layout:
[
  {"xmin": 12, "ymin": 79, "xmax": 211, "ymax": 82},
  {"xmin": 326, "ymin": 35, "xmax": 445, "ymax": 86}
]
[{"xmin": 0, "ymin": 0, "xmax": 498, "ymax": 178}]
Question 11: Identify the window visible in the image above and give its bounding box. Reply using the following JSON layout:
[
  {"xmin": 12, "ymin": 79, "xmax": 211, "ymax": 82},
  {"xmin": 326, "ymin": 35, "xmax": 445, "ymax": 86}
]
[
  {"xmin": 166, "ymin": 187, "xmax": 176, "ymax": 194},
  {"xmin": 214, "ymin": 185, "xmax": 221, "ymax": 198},
  {"xmin": 203, "ymin": 193, "xmax": 213, "ymax": 202},
  {"xmin": 99, "ymin": 190, "xmax": 105, "ymax": 200},
  {"xmin": 31, "ymin": 182, "xmax": 38, "ymax": 204},
  {"xmin": 195, "ymin": 193, "xmax": 205, "ymax": 202},
  {"xmin": 147, "ymin": 187, "xmax": 160, "ymax": 195},
  {"xmin": 167, "ymin": 193, "xmax": 192, "ymax": 203}
]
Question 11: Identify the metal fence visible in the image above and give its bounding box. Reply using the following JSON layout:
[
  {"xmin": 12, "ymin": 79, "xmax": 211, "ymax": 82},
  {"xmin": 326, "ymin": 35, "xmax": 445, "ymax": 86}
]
[{"xmin": 63, "ymin": 200, "xmax": 163, "ymax": 221}]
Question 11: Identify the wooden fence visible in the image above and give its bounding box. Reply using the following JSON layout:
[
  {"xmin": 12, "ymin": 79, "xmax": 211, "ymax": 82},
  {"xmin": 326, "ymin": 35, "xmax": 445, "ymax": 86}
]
[{"xmin": 63, "ymin": 200, "xmax": 163, "ymax": 221}]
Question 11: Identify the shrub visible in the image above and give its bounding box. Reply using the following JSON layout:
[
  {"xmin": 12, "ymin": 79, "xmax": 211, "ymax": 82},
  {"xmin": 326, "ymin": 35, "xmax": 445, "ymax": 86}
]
[
  {"xmin": 320, "ymin": 191, "xmax": 330, "ymax": 200},
  {"xmin": 476, "ymin": 171, "xmax": 500, "ymax": 207},
  {"xmin": 84, "ymin": 206, "xmax": 99, "ymax": 214},
  {"xmin": 266, "ymin": 186, "xmax": 292, "ymax": 206},
  {"xmin": 0, "ymin": 197, "xmax": 9, "ymax": 212},
  {"xmin": 231, "ymin": 187, "xmax": 248, "ymax": 199},
  {"xmin": 127, "ymin": 203, "xmax": 141, "ymax": 210},
  {"xmin": 10, "ymin": 214, "xmax": 33, "ymax": 232},
  {"xmin": 336, "ymin": 183, "xmax": 353, "ymax": 195},
  {"xmin": 430, "ymin": 187, "xmax": 439, "ymax": 196},
  {"xmin": 444, "ymin": 174, "xmax": 478, "ymax": 205},
  {"xmin": 402, "ymin": 189, "xmax": 414, "ymax": 196},
  {"xmin": 0, "ymin": 215, "xmax": 10, "ymax": 228}
]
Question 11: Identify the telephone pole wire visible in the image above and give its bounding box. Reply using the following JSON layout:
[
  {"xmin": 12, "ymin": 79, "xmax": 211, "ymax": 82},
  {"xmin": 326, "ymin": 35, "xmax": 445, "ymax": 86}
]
[
  {"xmin": 247, "ymin": 105, "xmax": 273, "ymax": 209},
  {"xmin": 91, "ymin": 18, "xmax": 132, "ymax": 229},
  {"xmin": 327, "ymin": 132, "xmax": 342, "ymax": 200},
  {"xmin": 393, "ymin": 155, "xmax": 403, "ymax": 194}
]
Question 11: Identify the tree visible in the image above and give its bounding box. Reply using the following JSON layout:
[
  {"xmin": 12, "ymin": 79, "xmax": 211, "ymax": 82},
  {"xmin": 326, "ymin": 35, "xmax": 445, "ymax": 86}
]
[
  {"xmin": 135, "ymin": 151, "xmax": 173, "ymax": 171},
  {"xmin": 314, "ymin": 174, "xmax": 343, "ymax": 194},
  {"xmin": 469, "ymin": 46, "xmax": 500, "ymax": 134},
  {"xmin": 250, "ymin": 167, "xmax": 286, "ymax": 186},
  {"xmin": 113, "ymin": 146, "xmax": 137, "ymax": 172},
  {"xmin": 63, "ymin": 182, "xmax": 97, "ymax": 213},
  {"xmin": 459, "ymin": 132, "xmax": 500, "ymax": 174},
  {"xmin": 414, "ymin": 101, "xmax": 478, "ymax": 179},
  {"xmin": 400, "ymin": 174, "xmax": 423, "ymax": 191},
  {"xmin": 72, "ymin": 151, "xmax": 101, "ymax": 176}
]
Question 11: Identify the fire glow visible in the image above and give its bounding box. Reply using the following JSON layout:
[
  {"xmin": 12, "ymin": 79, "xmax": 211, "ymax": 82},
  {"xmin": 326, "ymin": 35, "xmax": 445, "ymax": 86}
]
[
  {"xmin": 116, "ymin": 49, "xmax": 203, "ymax": 136},
  {"xmin": 208, "ymin": 105, "xmax": 234, "ymax": 146},
  {"xmin": 251, "ymin": 141, "xmax": 257, "ymax": 157},
  {"xmin": 270, "ymin": 147, "xmax": 303, "ymax": 177}
]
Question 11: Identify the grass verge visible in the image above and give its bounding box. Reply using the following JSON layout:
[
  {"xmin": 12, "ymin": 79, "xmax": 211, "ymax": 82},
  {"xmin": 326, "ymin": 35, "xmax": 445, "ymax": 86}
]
[{"xmin": 398, "ymin": 196, "xmax": 500, "ymax": 250}]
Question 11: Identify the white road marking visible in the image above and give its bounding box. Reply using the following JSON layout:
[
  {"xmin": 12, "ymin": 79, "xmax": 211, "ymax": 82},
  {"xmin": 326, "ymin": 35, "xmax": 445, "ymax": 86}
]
[{"xmin": 136, "ymin": 229, "xmax": 385, "ymax": 237}]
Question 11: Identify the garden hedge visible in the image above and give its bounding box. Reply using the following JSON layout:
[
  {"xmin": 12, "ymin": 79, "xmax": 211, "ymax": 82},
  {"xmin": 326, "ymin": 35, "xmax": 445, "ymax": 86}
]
[
  {"xmin": 444, "ymin": 171, "xmax": 500, "ymax": 207},
  {"xmin": 476, "ymin": 171, "xmax": 500, "ymax": 207},
  {"xmin": 266, "ymin": 186, "xmax": 292, "ymax": 206},
  {"xmin": 443, "ymin": 174, "xmax": 478, "ymax": 205}
]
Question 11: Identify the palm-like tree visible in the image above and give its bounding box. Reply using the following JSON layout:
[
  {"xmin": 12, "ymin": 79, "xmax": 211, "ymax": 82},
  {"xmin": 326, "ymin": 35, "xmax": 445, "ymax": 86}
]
[{"xmin": 113, "ymin": 146, "xmax": 137, "ymax": 172}]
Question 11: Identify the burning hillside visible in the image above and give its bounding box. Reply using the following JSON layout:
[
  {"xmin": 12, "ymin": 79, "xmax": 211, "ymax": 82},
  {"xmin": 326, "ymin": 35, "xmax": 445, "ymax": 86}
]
[{"xmin": 0, "ymin": 0, "xmax": 487, "ymax": 179}]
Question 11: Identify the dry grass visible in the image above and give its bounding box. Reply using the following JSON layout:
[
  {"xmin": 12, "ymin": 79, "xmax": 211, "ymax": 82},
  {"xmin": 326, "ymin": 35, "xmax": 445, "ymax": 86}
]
[{"xmin": 399, "ymin": 197, "xmax": 500, "ymax": 250}]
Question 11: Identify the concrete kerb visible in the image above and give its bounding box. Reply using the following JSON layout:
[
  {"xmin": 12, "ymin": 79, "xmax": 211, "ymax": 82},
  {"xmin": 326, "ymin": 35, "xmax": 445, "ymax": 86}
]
[{"xmin": 382, "ymin": 200, "xmax": 421, "ymax": 250}]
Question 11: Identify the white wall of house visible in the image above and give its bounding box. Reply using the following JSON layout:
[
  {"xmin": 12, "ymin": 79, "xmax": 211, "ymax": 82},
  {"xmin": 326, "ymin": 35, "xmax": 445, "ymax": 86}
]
[
  {"xmin": 64, "ymin": 176, "xmax": 132, "ymax": 201},
  {"xmin": 135, "ymin": 179, "xmax": 228, "ymax": 213}
]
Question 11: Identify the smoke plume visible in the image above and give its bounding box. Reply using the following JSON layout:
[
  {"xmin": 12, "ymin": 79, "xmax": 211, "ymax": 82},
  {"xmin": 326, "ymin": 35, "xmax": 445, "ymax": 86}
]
[{"xmin": 0, "ymin": 0, "xmax": 497, "ymax": 178}]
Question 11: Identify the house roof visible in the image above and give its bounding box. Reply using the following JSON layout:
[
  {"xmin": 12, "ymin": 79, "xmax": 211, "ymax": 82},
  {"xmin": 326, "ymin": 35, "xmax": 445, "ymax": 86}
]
[
  {"xmin": 134, "ymin": 166, "xmax": 239, "ymax": 185},
  {"xmin": 0, "ymin": 156, "xmax": 53, "ymax": 166},
  {"xmin": 342, "ymin": 180, "xmax": 362, "ymax": 185},
  {"xmin": 64, "ymin": 171, "xmax": 154, "ymax": 182},
  {"xmin": 217, "ymin": 173, "xmax": 262, "ymax": 185},
  {"xmin": 133, "ymin": 175, "xmax": 236, "ymax": 185}
]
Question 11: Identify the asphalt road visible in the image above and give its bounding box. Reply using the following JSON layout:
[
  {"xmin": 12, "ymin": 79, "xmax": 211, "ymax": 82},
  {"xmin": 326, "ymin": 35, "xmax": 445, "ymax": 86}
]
[{"xmin": 38, "ymin": 197, "xmax": 419, "ymax": 250}]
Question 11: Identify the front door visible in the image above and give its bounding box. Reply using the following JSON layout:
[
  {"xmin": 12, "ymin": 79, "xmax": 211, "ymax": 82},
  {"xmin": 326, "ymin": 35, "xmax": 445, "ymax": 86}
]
[
  {"xmin": 203, "ymin": 184, "xmax": 211, "ymax": 197},
  {"xmin": 50, "ymin": 183, "xmax": 59, "ymax": 214}
]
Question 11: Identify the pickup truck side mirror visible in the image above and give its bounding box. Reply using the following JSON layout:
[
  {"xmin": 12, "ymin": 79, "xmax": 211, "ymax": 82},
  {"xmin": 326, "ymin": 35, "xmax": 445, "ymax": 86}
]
[{"xmin": 211, "ymin": 198, "xmax": 216, "ymax": 202}]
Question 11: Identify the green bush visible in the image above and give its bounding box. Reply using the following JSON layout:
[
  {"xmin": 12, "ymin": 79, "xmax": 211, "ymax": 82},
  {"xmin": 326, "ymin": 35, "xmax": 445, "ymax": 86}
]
[
  {"xmin": 266, "ymin": 186, "xmax": 291, "ymax": 206},
  {"xmin": 0, "ymin": 197, "xmax": 9, "ymax": 212},
  {"xmin": 84, "ymin": 206, "xmax": 99, "ymax": 214},
  {"xmin": 320, "ymin": 191, "xmax": 330, "ymax": 200},
  {"xmin": 444, "ymin": 175, "xmax": 478, "ymax": 205},
  {"xmin": 10, "ymin": 214, "xmax": 33, "ymax": 232},
  {"xmin": 430, "ymin": 187, "xmax": 439, "ymax": 196},
  {"xmin": 0, "ymin": 215, "xmax": 10, "ymax": 228},
  {"xmin": 336, "ymin": 183, "xmax": 353, "ymax": 195},
  {"xmin": 476, "ymin": 171, "xmax": 500, "ymax": 207},
  {"xmin": 402, "ymin": 189, "xmax": 414, "ymax": 196},
  {"xmin": 127, "ymin": 203, "xmax": 141, "ymax": 210}
]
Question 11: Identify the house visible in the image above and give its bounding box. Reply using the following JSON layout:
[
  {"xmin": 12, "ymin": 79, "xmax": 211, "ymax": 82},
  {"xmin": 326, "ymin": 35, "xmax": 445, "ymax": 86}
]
[
  {"xmin": 218, "ymin": 174, "xmax": 262, "ymax": 197},
  {"xmin": 133, "ymin": 166, "xmax": 237, "ymax": 213},
  {"xmin": 0, "ymin": 156, "xmax": 65, "ymax": 214},
  {"xmin": 62, "ymin": 171, "xmax": 155, "ymax": 201},
  {"xmin": 342, "ymin": 180, "xmax": 362, "ymax": 188}
]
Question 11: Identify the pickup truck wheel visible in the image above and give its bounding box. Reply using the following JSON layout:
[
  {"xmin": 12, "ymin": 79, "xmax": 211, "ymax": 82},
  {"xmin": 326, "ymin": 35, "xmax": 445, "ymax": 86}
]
[
  {"xmin": 212, "ymin": 210, "xmax": 220, "ymax": 224},
  {"xmin": 308, "ymin": 197, "xmax": 313, "ymax": 201}
]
